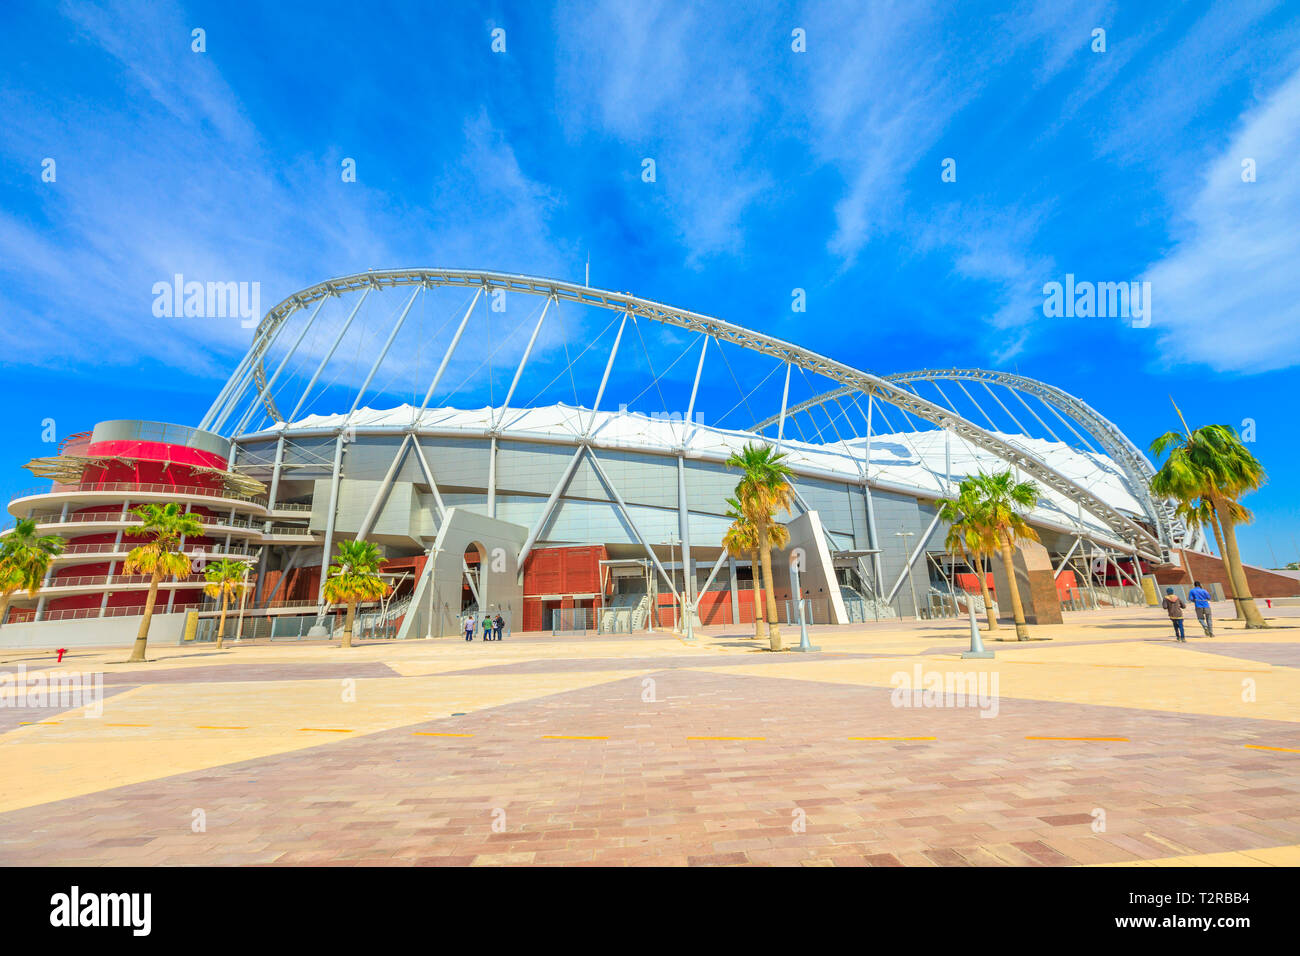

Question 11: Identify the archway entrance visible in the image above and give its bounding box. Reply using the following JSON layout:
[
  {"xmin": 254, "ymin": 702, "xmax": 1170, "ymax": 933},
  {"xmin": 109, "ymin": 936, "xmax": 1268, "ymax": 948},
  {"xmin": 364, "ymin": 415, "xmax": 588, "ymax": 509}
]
[{"xmin": 461, "ymin": 543, "xmax": 485, "ymax": 615}]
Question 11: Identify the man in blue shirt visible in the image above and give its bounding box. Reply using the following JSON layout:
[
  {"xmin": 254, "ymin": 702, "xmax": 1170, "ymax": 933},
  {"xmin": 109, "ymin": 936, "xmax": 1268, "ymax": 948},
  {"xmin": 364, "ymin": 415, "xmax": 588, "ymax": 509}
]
[{"xmin": 1188, "ymin": 580, "xmax": 1214, "ymax": 637}]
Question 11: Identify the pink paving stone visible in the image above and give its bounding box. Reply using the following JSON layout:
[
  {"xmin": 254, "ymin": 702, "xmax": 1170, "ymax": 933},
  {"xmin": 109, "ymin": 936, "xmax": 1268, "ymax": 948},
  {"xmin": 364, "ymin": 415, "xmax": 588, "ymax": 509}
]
[{"xmin": 2, "ymin": 667, "xmax": 1298, "ymax": 866}]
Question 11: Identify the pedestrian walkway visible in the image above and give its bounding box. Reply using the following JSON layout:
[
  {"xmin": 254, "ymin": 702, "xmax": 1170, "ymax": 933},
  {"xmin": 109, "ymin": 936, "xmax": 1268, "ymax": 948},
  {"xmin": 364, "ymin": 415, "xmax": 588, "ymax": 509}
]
[{"xmin": 1, "ymin": 603, "xmax": 1296, "ymax": 865}]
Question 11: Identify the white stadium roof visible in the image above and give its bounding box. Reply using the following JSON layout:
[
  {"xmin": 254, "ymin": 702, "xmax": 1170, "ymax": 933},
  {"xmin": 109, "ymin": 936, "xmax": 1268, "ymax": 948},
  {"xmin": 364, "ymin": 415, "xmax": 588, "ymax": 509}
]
[{"xmin": 270, "ymin": 402, "xmax": 1148, "ymax": 544}]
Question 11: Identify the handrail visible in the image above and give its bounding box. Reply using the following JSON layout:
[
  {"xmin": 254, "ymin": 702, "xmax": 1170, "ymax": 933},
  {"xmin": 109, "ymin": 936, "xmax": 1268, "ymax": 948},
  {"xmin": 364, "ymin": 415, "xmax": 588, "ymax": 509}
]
[
  {"xmin": 55, "ymin": 542, "xmax": 259, "ymax": 558},
  {"xmin": 29, "ymin": 512, "xmax": 259, "ymax": 529},
  {"xmin": 45, "ymin": 573, "xmax": 208, "ymax": 589},
  {"xmin": 6, "ymin": 603, "xmax": 201, "ymax": 623},
  {"xmin": 10, "ymin": 481, "xmax": 267, "ymax": 507}
]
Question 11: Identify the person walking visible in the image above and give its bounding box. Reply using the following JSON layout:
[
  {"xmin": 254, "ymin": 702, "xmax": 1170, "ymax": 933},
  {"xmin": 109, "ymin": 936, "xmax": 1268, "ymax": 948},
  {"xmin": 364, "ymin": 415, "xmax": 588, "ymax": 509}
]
[
  {"xmin": 462, "ymin": 613, "xmax": 475, "ymax": 641},
  {"xmin": 1163, "ymin": 587, "xmax": 1187, "ymax": 642},
  {"xmin": 1188, "ymin": 580, "xmax": 1214, "ymax": 637},
  {"xmin": 493, "ymin": 613, "xmax": 505, "ymax": 641}
]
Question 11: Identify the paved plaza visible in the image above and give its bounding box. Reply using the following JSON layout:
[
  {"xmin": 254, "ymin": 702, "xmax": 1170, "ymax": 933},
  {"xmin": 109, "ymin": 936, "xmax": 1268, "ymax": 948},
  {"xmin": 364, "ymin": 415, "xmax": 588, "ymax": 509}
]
[{"xmin": 2, "ymin": 603, "xmax": 1299, "ymax": 867}]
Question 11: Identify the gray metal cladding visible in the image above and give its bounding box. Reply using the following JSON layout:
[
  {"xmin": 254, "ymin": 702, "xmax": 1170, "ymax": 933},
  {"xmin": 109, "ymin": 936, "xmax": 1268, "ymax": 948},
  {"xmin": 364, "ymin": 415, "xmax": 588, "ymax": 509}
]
[{"xmin": 418, "ymin": 437, "xmax": 491, "ymax": 488}]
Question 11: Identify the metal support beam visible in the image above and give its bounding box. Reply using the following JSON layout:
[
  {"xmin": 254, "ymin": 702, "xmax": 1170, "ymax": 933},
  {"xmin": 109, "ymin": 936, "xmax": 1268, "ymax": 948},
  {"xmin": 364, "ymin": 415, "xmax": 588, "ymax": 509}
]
[
  {"xmin": 98, "ymin": 564, "xmax": 113, "ymax": 617},
  {"xmin": 585, "ymin": 310, "xmax": 626, "ymax": 437},
  {"xmin": 265, "ymin": 435, "xmax": 287, "ymax": 510},
  {"xmin": 587, "ymin": 449, "xmax": 680, "ymax": 602},
  {"xmin": 263, "ymin": 546, "xmax": 304, "ymax": 606},
  {"xmin": 415, "ymin": 287, "xmax": 483, "ymax": 418},
  {"xmin": 289, "ymin": 288, "xmax": 372, "ymax": 425},
  {"xmin": 218, "ymin": 363, "xmax": 268, "ymax": 436},
  {"xmin": 316, "ymin": 432, "xmax": 347, "ymax": 604},
  {"xmin": 355, "ymin": 435, "xmax": 411, "ymax": 541},
  {"xmin": 776, "ymin": 361, "xmax": 791, "ymax": 448},
  {"xmin": 677, "ymin": 455, "xmax": 694, "ymax": 617},
  {"xmin": 498, "ymin": 295, "xmax": 553, "ymax": 428},
  {"xmin": 347, "ymin": 286, "xmax": 421, "ymax": 419},
  {"xmin": 785, "ymin": 482, "xmax": 841, "ymax": 569},
  {"xmin": 239, "ymin": 269, "xmax": 1161, "ymax": 552},
  {"xmin": 1111, "ymin": 549, "xmax": 1139, "ymax": 589},
  {"xmin": 953, "ymin": 378, "xmax": 1000, "ymax": 432},
  {"xmin": 1130, "ymin": 545, "xmax": 1146, "ymax": 591},
  {"xmin": 256, "ymin": 434, "xmax": 288, "ymax": 604},
  {"xmin": 728, "ymin": 556, "xmax": 740, "ymax": 624},
  {"xmin": 885, "ymin": 510, "xmax": 944, "ymax": 604},
  {"xmin": 981, "ymin": 380, "xmax": 1027, "ymax": 434},
  {"xmin": 487, "ymin": 436, "xmax": 498, "ymax": 518},
  {"xmin": 208, "ymin": 306, "xmax": 302, "ymax": 432},
  {"xmin": 202, "ymin": 343, "xmax": 260, "ymax": 431},
  {"xmin": 1054, "ymin": 536, "xmax": 1083, "ymax": 578},
  {"xmin": 410, "ymin": 436, "xmax": 447, "ymax": 523},
  {"xmin": 515, "ymin": 445, "xmax": 586, "ymax": 572},
  {"xmin": 684, "ymin": 333, "xmax": 708, "ymax": 447},
  {"xmin": 863, "ymin": 482, "xmax": 884, "ymax": 596},
  {"xmin": 697, "ymin": 549, "xmax": 730, "ymax": 604},
  {"xmin": 944, "ymin": 429, "xmax": 952, "ymax": 493},
  {"xmin": 1010, "ymin": 385, "xmax": 1062, "ymax": 443}
]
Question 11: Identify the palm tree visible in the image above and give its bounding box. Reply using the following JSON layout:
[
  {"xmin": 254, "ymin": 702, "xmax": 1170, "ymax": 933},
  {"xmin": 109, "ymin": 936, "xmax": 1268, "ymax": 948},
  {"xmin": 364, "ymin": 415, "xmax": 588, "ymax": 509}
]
[
  {"xmin": 937, "ymin": 480, "xmax": 1000, "ymax": 632},
  {"xmin": 203, "ymin": 558, "xmax": 251, "ymax": 649},
  {"xmin": 122, "ymin": 503, "xmax": 204, "ymax": 663},
  {"xmin": 963, "ymin": 470, "xmax": 1041, "ymax": 641},
  {"xmin": 726, "ymin": 443, "xmax": 795, "ymax": 651},
  {"xmin": 722, "ymin": 497, "xmax": 765, "ymax": 641},
  {"xmin": 1150, "ymin": 403, "xmax": 1267, "ymax": 628},
  {"xmin": 0, "ymin": 519, "xmax": 65, "ymax": 626},
  {"xmin": 322, "ymin": 539, "xmax": 390, "ymax": 648}
]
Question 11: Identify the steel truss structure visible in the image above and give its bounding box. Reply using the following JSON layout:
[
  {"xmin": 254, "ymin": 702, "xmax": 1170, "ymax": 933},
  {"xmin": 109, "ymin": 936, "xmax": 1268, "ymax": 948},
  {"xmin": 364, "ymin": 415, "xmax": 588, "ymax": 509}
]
[
  {"xmin": 752, "ymin": 369, "xmax": 1189, "ymax": 560},
  {"xmin": 201, "ymin": 269, "xmax": 1174, "ymax": 571},
  {"xmin": 11, "ymin": 268, "xmax": 1203, "ymax": 632}
]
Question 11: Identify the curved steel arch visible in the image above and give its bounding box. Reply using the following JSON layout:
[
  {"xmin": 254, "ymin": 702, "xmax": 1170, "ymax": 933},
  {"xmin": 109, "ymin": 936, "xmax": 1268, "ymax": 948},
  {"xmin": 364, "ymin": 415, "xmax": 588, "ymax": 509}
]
[
  {"xmin": 886, "ymin": 369, "xmax": 1176, "ymax": 551},
  {"xmin": 753, "ymin": 369, "xmax": 1176, "ymax": 555},
  {"xmin": 207, "ymin": 268, "xmax": 1161, "ymax": 555}
]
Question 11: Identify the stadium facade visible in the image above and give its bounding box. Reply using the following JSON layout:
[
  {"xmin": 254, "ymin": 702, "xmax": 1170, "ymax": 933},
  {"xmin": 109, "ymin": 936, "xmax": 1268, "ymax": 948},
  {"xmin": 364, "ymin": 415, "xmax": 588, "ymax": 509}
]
[{"xmin": 9, "ymin": 268, "xmax": 1242, "ymax": 641}]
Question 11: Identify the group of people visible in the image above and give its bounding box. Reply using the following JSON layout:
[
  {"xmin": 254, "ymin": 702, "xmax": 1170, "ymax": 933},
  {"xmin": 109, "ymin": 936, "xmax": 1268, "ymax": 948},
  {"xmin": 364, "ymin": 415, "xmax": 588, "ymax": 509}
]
[
  {"xmin": 463, "ymin": 612, "xmax": 506, "ymax": 641},
  {"xmin": 1162, "ymin": 580, "xmax": 1214, "ymax": 642}
]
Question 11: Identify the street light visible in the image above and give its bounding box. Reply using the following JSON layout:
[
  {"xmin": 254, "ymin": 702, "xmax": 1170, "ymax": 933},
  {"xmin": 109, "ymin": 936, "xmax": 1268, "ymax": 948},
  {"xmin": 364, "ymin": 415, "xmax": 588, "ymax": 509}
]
[
  {"xmin": 790, "ymin": 560, "xmax": 819, "ymax": 652},
  {"xmin": 895, "ymin": 528, "xmax": 919, "ymax": 619},
  {"xmin": 664, "ymin": 534, "xmax": 682, "ymax": 634}
]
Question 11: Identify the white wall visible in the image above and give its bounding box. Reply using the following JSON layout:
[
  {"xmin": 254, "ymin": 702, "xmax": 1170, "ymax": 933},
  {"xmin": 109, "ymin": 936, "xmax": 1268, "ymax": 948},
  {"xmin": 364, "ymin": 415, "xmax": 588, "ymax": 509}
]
[{"xmin": 0, "ymin": 612, "xmax": 190, "ymax": 650}]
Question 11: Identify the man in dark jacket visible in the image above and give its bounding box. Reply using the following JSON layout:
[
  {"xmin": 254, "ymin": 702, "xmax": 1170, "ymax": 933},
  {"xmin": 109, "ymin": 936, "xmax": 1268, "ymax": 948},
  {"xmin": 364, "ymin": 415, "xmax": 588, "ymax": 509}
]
[{"xmin": 1163, "ymin": 587, "xmax": 1187, "ymax": 642}]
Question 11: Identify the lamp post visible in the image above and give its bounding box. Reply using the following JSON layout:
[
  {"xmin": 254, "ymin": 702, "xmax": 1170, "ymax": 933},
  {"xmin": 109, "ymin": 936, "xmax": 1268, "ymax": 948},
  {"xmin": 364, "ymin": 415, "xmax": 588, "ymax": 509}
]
[
  {"xmin": 665, "ymin": 534, "xmax": 682, "ymax": 634},
  {"xmin": 961, "ymin": 592, "xmax": 994, "ymax": 659},
  {"xmin": 895, "ymin": 528, "xmax": 919, "ymax": 619},
  {"xmin": 661, "ymin": 534, "xmax": 696, "ymax": 642},
  {"xmin": 790, "ymin": 561, "xmax": 819, "ymax": 652}
]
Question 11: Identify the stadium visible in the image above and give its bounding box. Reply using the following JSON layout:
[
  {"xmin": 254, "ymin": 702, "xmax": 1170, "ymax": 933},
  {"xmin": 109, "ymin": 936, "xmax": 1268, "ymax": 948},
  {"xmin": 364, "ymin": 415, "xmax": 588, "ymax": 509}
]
[{"xmin": 10, "ymin": 267, "xmax": 1286, "ymax": 646}]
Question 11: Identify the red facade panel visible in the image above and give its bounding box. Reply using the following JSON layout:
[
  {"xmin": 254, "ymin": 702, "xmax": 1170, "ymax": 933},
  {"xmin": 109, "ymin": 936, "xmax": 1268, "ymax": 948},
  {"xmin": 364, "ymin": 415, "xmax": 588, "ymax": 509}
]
[
  {"xmin": 696, "ymin": 590, "xmax": 732, "ymax": 626},
  {"xmin": 522, "ymin": 545, "xmax": 608, "ymax": 597},
  {"xmin": 522, "ymin": 598, "xmax": 544, "ymax": 632}
]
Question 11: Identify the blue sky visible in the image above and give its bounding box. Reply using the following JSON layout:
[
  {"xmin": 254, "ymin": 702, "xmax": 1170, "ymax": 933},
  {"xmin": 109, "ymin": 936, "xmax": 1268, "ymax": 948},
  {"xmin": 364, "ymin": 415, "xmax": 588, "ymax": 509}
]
[{"xmin": 2, "ymin": 0, "xmax": 1299, "ymax": 566}]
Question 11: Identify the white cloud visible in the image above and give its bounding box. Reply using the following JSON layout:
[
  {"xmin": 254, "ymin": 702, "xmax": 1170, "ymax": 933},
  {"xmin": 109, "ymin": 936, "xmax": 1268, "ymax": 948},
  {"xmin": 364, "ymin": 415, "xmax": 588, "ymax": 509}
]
[
  {"xmin": 799, "ymin": 0, "xmax": 1112, "ymax": 262},
  {"xmin": 0, "ymin": 1, "xmax": 572, "ymax": 384},
  {"xmin": 553, "ymin": 1, "xmax": 773, "ymax": 263},
  {"xmin": 1143, "ymin": 66, "xmax": 1300, "ymax": 373}
]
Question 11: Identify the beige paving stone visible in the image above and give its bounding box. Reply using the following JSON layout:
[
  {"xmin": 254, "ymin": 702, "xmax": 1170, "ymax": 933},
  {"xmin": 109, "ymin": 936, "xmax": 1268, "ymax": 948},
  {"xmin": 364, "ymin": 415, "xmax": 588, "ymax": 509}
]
[{"xmin": 0, "ymin": 607, "xmax": 1297, "ymax": 865}]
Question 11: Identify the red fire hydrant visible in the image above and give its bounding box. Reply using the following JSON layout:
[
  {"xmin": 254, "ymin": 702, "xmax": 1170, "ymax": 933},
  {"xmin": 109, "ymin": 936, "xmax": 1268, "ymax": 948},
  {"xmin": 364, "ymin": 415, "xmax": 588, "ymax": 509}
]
[{"xmin": 56, "ymin": 648, "xmax": 67, "ymax": 663}]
